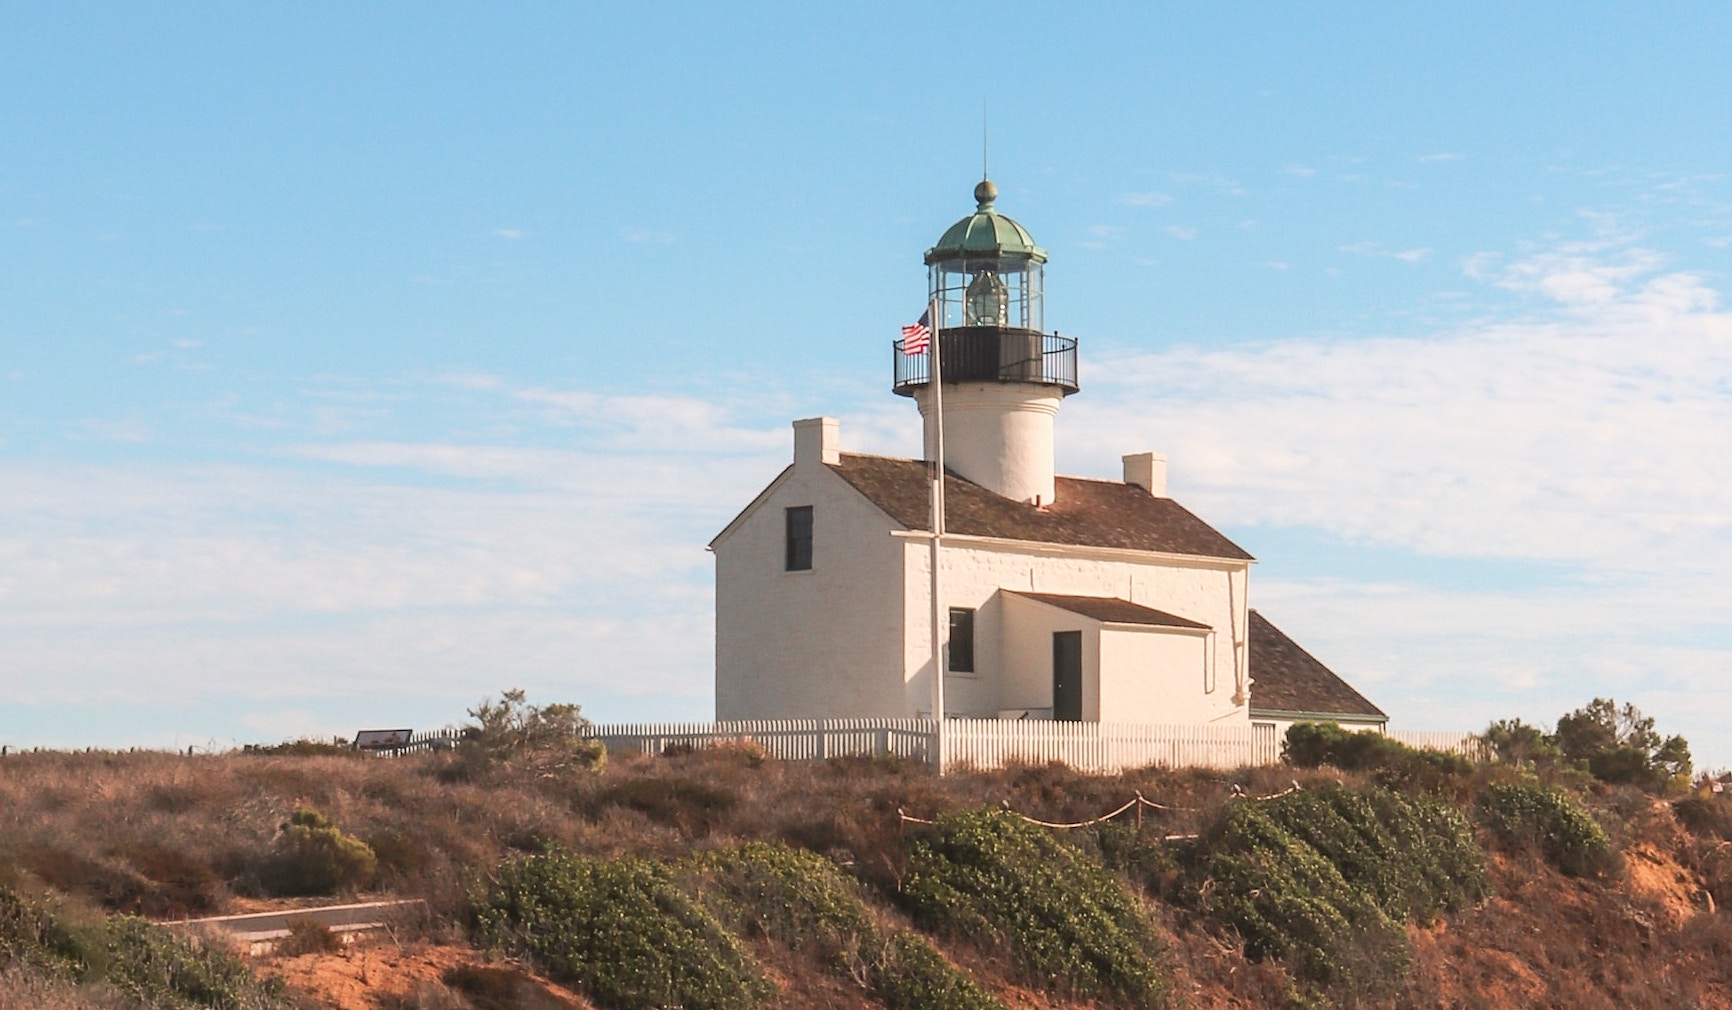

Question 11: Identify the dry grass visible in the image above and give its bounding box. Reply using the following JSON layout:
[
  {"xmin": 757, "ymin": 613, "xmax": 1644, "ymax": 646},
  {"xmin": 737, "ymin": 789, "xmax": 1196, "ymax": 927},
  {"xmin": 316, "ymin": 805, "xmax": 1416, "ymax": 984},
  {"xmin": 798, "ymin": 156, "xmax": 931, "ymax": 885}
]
[
  {"xmin": 8, "ymin": 747, "xmax": 1732, "ymax": 1008},
  {"xmin": 0, "ymin": 745, "xmax": 1284, "ymax": 919},
  {"xmin": 0, "ymin": 967, "xmax": 133, "ymax": 1010}
]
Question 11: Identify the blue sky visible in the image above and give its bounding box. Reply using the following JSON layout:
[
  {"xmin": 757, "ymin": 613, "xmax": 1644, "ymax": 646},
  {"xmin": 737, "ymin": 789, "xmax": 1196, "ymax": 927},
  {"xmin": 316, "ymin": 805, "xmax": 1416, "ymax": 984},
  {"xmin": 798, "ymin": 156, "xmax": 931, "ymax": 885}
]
[{"xmin": 4, "ymin": 5, "xmax": 1732, "ymax": 763}]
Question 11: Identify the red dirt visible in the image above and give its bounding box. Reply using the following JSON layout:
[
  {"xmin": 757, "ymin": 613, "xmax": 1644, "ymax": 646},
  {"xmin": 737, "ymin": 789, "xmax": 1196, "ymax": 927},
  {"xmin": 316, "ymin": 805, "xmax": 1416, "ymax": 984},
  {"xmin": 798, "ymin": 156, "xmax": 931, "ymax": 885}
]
[{"xmin": 266, "ymin": 942, "xmax": 592, "ymax": 1010}]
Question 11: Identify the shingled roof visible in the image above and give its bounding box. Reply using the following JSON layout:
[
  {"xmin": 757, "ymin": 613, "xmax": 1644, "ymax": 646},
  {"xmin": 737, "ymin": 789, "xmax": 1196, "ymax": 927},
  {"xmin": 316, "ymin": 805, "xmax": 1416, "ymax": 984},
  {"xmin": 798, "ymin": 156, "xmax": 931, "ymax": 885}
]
[
  {"xmin": 1248, "ymin": 610, "xmax": 1386, "ymax": 721},
  {"xmin": 1006, "ymin": 591, "xmax": 1210, "ymax": 629},
  {"xmin": 828, "ymin": 453, "xmax": 1253, "ymax": 561}
]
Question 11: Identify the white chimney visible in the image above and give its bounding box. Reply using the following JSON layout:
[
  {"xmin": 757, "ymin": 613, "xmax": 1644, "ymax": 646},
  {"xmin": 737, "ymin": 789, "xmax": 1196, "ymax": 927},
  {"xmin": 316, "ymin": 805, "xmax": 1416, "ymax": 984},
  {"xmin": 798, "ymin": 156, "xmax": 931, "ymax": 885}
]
[
  {"xmin": 1122, "ymin": 452, "xmax": 1167, "ymax": 497},
  {"xmin": 793, "ymin": 417, "xmax": 841, "ymax": 467}
]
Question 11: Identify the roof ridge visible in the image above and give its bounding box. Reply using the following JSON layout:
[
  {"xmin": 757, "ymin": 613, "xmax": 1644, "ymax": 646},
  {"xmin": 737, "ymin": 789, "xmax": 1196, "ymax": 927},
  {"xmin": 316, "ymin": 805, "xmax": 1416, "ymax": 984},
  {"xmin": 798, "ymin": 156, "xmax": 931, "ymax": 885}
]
[
  {"xmin": 1055, "ymin": 473, "xmax": 1138, "ymax": 487},
  {"xmin": 835, "ymin": 453, "xmax": 1141, "ymax": 489},
  {"xmin": 834, "ymin": 451, "xmax": 920, "ymax": 463}
]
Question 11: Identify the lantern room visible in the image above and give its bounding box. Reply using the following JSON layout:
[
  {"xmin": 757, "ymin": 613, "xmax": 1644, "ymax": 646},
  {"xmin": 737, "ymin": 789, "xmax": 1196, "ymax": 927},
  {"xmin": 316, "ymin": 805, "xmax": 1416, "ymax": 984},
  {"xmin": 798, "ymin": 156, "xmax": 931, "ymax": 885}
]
[
  {"xmin": 894, "ymin": 178, "xmax": 1077, "ymax": 397},
  {"xmin": 929, "ymin": 179, "xmax": 1045, "ymax": 331}
]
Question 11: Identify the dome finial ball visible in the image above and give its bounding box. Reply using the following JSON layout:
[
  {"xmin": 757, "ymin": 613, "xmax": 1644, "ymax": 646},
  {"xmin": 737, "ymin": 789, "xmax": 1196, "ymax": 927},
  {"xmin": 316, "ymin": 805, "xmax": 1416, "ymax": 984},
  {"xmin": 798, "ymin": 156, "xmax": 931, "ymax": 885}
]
[{"xmin": 974, "ymin": 178, "xmax": 998, "ymax": 210}]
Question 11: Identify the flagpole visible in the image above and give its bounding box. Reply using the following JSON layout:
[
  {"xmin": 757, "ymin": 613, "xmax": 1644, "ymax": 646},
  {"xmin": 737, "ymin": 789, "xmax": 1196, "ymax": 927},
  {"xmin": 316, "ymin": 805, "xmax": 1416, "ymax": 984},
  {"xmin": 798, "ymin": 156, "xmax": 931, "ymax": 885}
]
[{"xmin": 927, "ymin": 292, "xmax": 946, "ymax": 774}]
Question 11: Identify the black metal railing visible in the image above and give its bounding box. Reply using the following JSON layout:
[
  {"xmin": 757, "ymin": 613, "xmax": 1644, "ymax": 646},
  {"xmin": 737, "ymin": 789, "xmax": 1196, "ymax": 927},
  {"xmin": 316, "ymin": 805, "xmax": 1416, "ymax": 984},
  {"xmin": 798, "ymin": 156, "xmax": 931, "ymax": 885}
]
[{"xmin": 893, "ymin": 326, "xmax": 1078, "ymax": 396}]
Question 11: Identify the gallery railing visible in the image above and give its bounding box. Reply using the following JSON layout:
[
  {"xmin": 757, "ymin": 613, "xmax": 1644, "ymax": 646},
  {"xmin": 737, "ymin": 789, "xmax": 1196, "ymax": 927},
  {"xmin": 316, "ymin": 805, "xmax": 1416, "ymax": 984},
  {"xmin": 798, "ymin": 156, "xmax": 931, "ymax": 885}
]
[{"xmin": 893, "ymin": 327, "xmax": 1079, "ymax": 395}]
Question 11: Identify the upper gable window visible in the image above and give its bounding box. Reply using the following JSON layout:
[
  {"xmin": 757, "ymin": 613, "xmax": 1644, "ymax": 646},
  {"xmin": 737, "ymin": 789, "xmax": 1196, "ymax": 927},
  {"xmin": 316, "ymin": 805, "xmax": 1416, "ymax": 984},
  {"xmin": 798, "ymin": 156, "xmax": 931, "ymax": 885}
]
[{"xmin": 785, "ymin": 506, "xmax": 813, "ymax": 571}]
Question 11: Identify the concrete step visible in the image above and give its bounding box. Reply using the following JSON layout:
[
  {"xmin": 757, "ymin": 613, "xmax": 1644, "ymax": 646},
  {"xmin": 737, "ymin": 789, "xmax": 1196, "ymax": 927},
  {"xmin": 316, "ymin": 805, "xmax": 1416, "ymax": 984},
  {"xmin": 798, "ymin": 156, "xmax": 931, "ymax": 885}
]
[{"xmin": 162, "ymin": 898, "xmax": 426, "ymax": 954}]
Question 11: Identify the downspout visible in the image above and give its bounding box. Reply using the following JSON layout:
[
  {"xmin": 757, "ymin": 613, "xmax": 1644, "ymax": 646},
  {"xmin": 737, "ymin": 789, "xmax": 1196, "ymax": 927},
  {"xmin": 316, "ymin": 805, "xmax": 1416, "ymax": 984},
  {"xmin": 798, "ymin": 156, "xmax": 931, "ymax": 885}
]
[{"xmin": 1228, "ymin": 566, "xmax": 1247, "ymax": 706}]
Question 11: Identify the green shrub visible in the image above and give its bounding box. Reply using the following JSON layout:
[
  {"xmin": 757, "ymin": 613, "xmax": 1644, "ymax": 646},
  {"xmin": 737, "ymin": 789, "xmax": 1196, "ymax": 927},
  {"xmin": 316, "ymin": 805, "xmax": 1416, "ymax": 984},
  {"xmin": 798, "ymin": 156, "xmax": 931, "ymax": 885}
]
[
  {"xmin": 3, "ymin": 889, "xmax": 292, "ymax": 1010},
  {"xmin": 1482, "ymin": 718, "xmax": 1562, "ymax": 767},
  {"xmin": 464, "ymin": 689, "xmax": 606, "ymax": 770},
  {"xmin": 691, "ymin": 843, "xmax": 1001, "ymax": 1010},
  {"xmin": 103, "ymin": 915, "xmax": 293, "ymax": 1010},
  {"xmin": 691, "ymin": 844, "xmax": 873, "ymax": 953},
  {"xmin": 1086, "ymin": 821, "xmax": 1182, "ymax": 897},
  {"xmin": 873, "ymin": 931, "xmax": 1003, "ymax": 1010},
  {"xmin": 1285, "ymin": 723, "xmax": 1402, "ymax": 769},
  {"xmin": 899, "ymin": 810, "xmax": 1166, "ymax": 1006},
  {"xmin": 1477, "ymin": 780, "xmax": 1620, "ymax": 877},
  {"xmin": 1260, "ymin": 786, "xmax": 1486, "ymax": 922},
  {"xmin": 473, "ymin": 849, "xmax": 770, "ymax": 1010},
  {"xmin": 1194, "ymin": 785, "xmax": 1486, "ymax": 995},
  {"xmin": 0, "ymin": 887, "xmax": 90, "ymax": 979},
  {"xmin": 1555, "ymin": 698, "xmax": 1692, "ymax": 791},
  {"xmin": 1283, "ymin": 723, "xmax": 1473, "ymax": 792},
  {"xmin": 1197, "ymin": 800, "xmax": 1406, "ymax": 992},
  {"xmin": 258, "ymin": 809, "xmax": 377, "ymax": 897}
]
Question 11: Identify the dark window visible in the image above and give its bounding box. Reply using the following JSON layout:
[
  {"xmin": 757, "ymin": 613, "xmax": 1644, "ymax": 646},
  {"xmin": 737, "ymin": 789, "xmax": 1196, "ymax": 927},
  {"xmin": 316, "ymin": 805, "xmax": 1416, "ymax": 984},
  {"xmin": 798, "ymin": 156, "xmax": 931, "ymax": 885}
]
[
  {"xmin": 785, "ymin": 506, "xmax": 813, "ymax": 571},
  {"xmin": 948, "ymin": 607, "xmax": 975, "ymax": 672}
]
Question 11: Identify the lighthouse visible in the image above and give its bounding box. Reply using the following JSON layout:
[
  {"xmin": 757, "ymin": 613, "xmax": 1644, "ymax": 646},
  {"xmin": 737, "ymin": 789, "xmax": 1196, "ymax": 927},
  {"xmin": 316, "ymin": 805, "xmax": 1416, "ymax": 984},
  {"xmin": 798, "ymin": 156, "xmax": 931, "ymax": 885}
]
[
  {"xmin": 893, "ymin": 178, "xmax": 1079, "ymax": 506},
  {"xmin": 710, "ymin": 175, "xmax": 1384, "ymax": 741}
]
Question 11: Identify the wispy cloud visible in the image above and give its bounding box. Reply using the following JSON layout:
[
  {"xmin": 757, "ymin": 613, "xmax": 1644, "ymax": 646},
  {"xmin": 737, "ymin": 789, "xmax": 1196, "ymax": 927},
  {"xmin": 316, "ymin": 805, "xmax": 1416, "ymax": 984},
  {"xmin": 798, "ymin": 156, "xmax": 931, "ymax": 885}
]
[
  {"xmin": 1339, "ymin": 241, "xmax": 1432, "ymax": 264},
  {"xmin": 1119, "ymin": 191, "xmax": 1173, "ymax": 208},
  {"xmin": 8, "ymin": 221, "xmax": 1732, "ymax": 760},
  {"xmin": 1464, "ymin": 225, "xmax": 1676, "ymax": 308},
  {"xmin": 623, "ymin": 228, "xmax": 676, "ymax": 245},
  {"xmin": 1078, "ymin": 224, "xmax": 1126, "ymax": 249},
  {"xmin": 0, "ymin": 444, "xmax": 770, "ymax": 715},
  {"xmin": 511, "ymin": 387, "xmax": 786, "ymax": 454},
  {"xmin": 492, "ymin": 228, "xmax": 525, "ymax": 240},
  {"xmin": 1163, "ymin": 225, "xmax": 1199, "ymax": 241},
  {"xmin": 1418, "ymin": 152, "xmax": 1464, "ymax": 163},
  {"xmin": 1059, "ymin": 232, "xmax": 1732, "ymax": 754}
]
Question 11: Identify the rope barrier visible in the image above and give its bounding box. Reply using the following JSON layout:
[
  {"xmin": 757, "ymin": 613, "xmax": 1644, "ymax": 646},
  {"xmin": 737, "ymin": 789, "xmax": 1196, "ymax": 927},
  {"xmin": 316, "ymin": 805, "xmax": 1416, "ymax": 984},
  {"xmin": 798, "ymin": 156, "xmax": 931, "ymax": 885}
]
[{"xmin": 897, "ymin": 780, "xmax": 1301, "ymax": 833}]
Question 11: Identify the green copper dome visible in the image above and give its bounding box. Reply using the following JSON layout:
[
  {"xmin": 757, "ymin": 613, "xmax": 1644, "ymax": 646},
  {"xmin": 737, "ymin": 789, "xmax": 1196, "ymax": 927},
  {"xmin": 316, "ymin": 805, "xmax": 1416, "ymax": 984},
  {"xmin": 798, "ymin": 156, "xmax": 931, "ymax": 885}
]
[{"xmin": 924, "ymin": 179, "xmax": 1047, "ymax": 265}]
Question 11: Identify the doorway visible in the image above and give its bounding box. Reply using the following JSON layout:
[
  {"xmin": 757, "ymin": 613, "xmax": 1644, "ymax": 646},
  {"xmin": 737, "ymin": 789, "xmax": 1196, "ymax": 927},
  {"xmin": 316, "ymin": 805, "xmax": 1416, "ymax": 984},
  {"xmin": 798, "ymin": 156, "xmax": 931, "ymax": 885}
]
[{"xmin": 1052, "ymin": 630, "xmax": 1082, "ymax": 721}]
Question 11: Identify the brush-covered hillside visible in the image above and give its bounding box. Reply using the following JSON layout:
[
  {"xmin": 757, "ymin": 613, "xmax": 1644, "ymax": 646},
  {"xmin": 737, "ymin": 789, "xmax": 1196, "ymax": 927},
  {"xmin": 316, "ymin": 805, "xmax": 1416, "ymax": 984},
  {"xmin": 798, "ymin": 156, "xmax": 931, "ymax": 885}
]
[{"xmin": 3, "ymin": 693, "xmax": 1731, "ymax": 1010}]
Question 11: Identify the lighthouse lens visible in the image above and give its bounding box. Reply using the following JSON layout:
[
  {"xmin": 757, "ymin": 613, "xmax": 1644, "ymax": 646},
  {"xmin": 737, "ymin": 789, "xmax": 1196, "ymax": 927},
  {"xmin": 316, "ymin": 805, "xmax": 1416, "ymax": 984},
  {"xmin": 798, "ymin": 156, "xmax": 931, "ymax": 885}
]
[{"xmin": 964, "ymin": 270, "xmax": 1008, "ymax": 326}]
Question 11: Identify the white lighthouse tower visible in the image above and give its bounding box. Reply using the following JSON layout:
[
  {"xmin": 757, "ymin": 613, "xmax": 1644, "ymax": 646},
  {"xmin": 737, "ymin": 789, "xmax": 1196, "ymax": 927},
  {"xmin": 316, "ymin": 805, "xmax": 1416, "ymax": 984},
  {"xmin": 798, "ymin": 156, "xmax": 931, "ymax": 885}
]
[{"xmin": 893, "ymin": 178, "xmax": 1078, "ymax": 505}]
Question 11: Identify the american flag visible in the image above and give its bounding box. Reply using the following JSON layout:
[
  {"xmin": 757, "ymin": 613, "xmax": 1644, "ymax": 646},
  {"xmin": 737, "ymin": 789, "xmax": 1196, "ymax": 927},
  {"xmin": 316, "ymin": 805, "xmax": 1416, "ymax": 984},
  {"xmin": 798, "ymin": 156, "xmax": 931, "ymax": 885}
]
[{"xmin": 900, "ymin": 308, "xmax": 932, "ymax": 355}]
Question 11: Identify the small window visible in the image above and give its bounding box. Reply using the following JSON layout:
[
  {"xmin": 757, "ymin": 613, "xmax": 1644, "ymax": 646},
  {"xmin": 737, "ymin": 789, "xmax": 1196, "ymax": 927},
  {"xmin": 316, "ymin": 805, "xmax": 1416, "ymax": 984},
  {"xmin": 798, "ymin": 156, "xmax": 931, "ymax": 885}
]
[
  {"xmin": 785, "ymin": 506, "xmax": 813, "ymax": 571},
  {"xmin": 948, "ymin": 607, "xmax": 975, "ymax": 672}
]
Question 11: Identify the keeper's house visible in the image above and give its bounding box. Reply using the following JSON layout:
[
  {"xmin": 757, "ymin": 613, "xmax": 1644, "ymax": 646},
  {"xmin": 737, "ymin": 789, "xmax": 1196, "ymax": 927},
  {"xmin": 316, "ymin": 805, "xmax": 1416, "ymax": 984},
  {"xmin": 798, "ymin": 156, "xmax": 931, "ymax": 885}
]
[{"xmin": 711, "ymin": 179, "xmax": 1385, "ymax": 738}]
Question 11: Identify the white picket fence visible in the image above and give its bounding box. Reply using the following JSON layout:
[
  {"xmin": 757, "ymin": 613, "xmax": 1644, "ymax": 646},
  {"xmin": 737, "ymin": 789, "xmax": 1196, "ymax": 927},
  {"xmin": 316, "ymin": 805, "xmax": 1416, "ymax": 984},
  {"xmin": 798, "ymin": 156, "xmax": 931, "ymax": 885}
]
[
  {"xmin": 585, "ymin": 719, "xmax": 935, "ymax": 764},
  {"xmin": 364, "ymin": 728, "xmax": 463, "ymax": 756},
  {"xmin": 1388, "ymin": 729, "xmax": 1489, "ymax": 761},
  {"xmin": 940, "ymin": 719, "xmax": 1280, "ymax": 773},
  {"xmin": 582, "ymin": 718, "xmax": 1483, "ymax": 773}
]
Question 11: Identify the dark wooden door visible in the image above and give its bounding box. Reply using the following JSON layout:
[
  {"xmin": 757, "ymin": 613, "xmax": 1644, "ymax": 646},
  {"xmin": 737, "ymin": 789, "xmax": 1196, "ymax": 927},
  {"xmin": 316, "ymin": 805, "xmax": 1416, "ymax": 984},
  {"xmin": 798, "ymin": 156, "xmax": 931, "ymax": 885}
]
[{"xmin": 1052, "ymin": 631, "xmax": 1083, "ymax": 721}]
